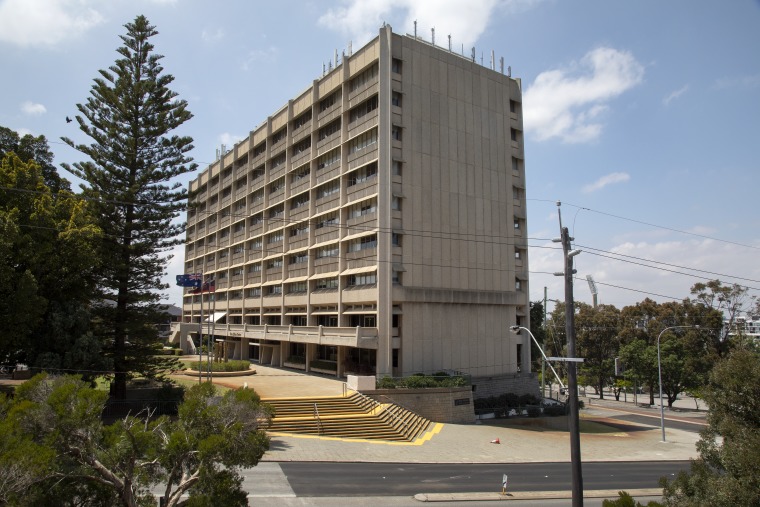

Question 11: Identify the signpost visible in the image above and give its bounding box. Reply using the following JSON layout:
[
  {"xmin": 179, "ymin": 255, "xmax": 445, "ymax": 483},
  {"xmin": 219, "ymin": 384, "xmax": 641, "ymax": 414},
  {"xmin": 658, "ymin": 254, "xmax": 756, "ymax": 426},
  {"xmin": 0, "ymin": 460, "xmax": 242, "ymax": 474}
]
[{"xmin": 501, "ymin": 474, "xmax": 508, "ymax": 495}]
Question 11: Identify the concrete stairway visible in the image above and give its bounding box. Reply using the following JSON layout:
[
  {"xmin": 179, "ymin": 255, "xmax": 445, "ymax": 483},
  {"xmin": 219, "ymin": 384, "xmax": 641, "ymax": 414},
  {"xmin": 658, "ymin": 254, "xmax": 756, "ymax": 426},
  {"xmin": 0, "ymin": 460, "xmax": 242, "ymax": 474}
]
[{"xmin": 265, "ymin": 392, "xmax": 432, "ymax": 442}]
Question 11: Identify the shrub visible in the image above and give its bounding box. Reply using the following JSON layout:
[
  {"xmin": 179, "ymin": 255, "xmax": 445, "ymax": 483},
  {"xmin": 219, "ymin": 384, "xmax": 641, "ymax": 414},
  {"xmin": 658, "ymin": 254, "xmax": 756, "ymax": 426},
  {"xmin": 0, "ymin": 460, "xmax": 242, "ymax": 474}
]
[
  {"xmin": 188, "ymin": 360, "xmax": 251, "ymax": 372},
  {"xmin": 376, "ymin": 376, "xmax": 398, "ymax": 389},
  {"xmin": 309, "ymin": 360, "xmax": 337, "ymax": 371},
  {"xmin": 543, "ymin": 404, "xmax": 567, "ymax": 416},
  {"xmin": 526, "ymin": 405, "xmax": 541, "ymax": 417}
]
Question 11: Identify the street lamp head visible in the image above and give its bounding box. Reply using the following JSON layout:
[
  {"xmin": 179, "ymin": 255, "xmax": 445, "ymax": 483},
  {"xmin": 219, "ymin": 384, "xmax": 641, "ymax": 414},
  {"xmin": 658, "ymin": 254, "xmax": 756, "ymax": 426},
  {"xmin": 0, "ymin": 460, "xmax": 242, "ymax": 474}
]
[{"xmin": 509, "ymin": 325, "xmax": 520, "ymax": 333}]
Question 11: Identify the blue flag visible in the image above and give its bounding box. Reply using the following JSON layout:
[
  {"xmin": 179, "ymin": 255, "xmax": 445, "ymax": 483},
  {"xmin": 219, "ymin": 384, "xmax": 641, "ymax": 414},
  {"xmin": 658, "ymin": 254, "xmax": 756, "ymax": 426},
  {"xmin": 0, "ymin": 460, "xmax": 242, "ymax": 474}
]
[{"xmin": 176, "ymin": 273, "xmax": 202, "ymax": 288}]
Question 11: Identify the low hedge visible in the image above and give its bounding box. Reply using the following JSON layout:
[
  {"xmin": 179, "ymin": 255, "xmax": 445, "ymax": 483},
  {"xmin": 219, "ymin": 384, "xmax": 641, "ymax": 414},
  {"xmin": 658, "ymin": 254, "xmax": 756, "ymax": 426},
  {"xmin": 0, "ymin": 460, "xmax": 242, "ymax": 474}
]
[
  {"xmin": 187, "ymin": 360, "xmax": 251, "ymax": 372},
  {"xmin": 376, "ymin": 373, "xmax": 468, "ymax": 389}
]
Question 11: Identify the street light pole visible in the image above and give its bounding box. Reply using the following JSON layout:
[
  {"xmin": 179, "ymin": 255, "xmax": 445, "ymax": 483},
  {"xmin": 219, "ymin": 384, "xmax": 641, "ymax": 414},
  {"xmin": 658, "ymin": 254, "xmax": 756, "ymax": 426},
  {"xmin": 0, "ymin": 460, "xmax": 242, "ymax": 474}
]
[
  {"xmin": 656, "ymin": 325, "xmax": 695, "ymax": 442},
  {"xmin": 554, "ymin": 202, "xmax": 583, "ymax": 507},
  {"xmin": 510, "ymin": 326, "xmax": 565, "ymax": 390}
]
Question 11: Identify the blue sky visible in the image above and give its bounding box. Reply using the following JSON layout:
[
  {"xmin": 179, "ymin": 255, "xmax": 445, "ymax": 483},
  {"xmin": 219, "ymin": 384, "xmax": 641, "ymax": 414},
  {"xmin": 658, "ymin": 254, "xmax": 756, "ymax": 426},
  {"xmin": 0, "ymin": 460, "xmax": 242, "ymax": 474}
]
[{"xmin": 1, "ymin": 0, "xmax": 759, "ymax": 311}]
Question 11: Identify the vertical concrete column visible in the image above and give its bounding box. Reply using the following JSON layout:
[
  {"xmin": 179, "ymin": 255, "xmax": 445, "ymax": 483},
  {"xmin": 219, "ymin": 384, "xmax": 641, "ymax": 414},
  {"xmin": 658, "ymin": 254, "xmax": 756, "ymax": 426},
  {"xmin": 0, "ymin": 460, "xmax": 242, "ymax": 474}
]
[
  {"xmin": 375, "ymin": 24, "xmax": 394, "ymax": 376},
  {"xmin": 337, "ymin": 346, "xmax": 346, "ymax": 378},
  {"xmin": 305, "ymin": 343, "xmax": 314, "ymax": 372}
]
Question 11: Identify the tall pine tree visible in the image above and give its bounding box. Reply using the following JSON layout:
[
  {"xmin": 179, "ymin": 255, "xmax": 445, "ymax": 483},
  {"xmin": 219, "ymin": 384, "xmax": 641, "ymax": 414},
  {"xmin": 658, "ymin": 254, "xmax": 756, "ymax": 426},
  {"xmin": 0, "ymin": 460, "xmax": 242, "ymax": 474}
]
[{"xmin": 62, "ymin": 15, "xmax": 196, "ymax": 399}]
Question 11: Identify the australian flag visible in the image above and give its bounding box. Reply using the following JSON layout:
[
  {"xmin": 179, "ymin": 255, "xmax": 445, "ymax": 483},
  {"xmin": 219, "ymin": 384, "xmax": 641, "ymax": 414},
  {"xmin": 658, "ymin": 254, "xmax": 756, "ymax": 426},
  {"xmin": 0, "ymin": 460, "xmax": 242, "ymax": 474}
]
[{"xmin": 176, "ymin": 273, "xmax": 202, "ymax": 289}]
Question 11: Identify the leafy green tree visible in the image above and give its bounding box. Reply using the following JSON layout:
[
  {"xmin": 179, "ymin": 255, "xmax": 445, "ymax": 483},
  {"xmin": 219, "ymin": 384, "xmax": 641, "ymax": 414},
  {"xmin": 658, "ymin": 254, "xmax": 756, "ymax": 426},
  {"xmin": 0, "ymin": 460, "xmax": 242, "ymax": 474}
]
[
  {"xmin": 0, "ymin": 150, "xmax": 104, "ymax": 375},
  {"xmin": 603, "ymin": 491, "xmax": 663, "ymax": 507},
  {"xmin": 575, "ymin": 303, "xmax": 621, "ymax": 398},
  {"xmin": 0, "ymin": 375, "xmax": 272, "ymax": 507},
  {"xmin": 661, "ymin": 348, "xmax": 760, "ymax": 506},
  {"xmin": 0, "ymin": 126, "xmax": 69, "ymax": 192},
  {"xmin": 62, "ymin": 15, "xmax": 197, "ymax": 398},
  {"xmin": 690, "ymin": 280, "xmax": 748, "ymax": 354},
  {"xmin": 529, "ymin": 300, "xmax": 547, "ymax": 373}
]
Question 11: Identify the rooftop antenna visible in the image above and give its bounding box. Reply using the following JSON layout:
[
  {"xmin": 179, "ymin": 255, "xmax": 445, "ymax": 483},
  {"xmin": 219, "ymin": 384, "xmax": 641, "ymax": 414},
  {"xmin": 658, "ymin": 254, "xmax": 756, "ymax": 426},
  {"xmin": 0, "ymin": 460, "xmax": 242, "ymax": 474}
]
[
  {"xmin": 500, "ymin": 56, "xmax": 504, "ymax": 74},
  {"xmin": 471, "ymin": 47, "xmax": 475, "ymax": 62},
  {"xmin": 322, "ymin": 62, "xmax": 326, "ymax": 76},
  {"xmin": 491, "ymin": 50, "xmax": 495, "ymax": 70},
  {"xmin": 431, "ymin": 27, "xmax": 435, "ymax": 45},
  {"xmin": 480, "ymin": 52, "xmax": 483, "ymax": 65},
  {"xmin": 508, "ymin": 65, "xmax": 512, "ymax": 77},
  {"xmin": 334, "ymin": 49, "xmax": 338, "ymax": 67},
  {"xmin": 448, "ymin": 34, "xmax": 451, "ymax": 51},
  {"xmin": 349, "ymin": 41, "xmax": 352, "ymax": 56},
  {"xmin": 414, "ymin": 20, "xmax": 417, "ymax": 38}
]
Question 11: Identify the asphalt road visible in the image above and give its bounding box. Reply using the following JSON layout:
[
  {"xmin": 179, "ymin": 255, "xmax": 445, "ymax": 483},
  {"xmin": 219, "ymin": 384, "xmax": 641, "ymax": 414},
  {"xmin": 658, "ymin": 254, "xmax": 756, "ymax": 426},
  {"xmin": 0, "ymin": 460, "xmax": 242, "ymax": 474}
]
[{"xmin": 277, "ymin": 461, "xmax": 690, "ymax": 497}]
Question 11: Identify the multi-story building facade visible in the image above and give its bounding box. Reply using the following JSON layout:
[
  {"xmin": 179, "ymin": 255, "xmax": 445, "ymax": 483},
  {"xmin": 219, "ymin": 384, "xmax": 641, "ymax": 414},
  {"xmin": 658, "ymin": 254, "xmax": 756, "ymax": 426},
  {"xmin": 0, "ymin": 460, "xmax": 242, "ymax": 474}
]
[{"xmin": 179, "ymin": 25, "xmax": 530, "ymax": 383}]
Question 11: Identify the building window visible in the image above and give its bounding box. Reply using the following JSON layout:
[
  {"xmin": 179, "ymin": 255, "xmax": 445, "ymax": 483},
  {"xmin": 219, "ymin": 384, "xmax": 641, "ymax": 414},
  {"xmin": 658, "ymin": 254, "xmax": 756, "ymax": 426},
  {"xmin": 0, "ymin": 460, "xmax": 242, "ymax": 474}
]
[
  {"xmin": 292, "ymin": 110, "xmax": 311, "ymax": 130},
  {"xmin": 347, "ymin": 162, "xmax": 377, "ymax": 187},
  {"xmin": 252, "ymin": 166, "xmax": 265, "ymax": 181},
  {"xmin": 391, "ymin": 125, "xmax": 402, "ymax": 141},
  {"xmin": 315, "ymin": 277, "xmax": 338, "ymax": 290},
  {"xmin": 219, "ymin": 250, "xmax": 228, "ymax": 259},
  {"xmin": 269, "ymin": 177, "xmax": 285, "ymax": 193},
  {"xmin": 511, "ymin": 128, "xmax": 521, "ymax": 143},
  {"xmin": 515, "ymin": 280, "xmax": 522, "ymax": 291},
  {"xmin": 315, "ymin": 179, "xmax": 340, "ymax": 199},
  {"xmin": 268, "ymin": 204, "xmax": 284, "ymax": 219},
  {"xmin": 349, "ymin": 199, "xmax": 376, "ymax": 219},
  {"xmin": 315, "ymin": 245, "xmax": 339, "ymax": 259},
  {"xmin": 267, "ymin": 285, "xmax": 282, "ymax": 295},
  {"xmin": 289, "ymin": 253, "xmax": 308, "ymax": 265},
  {"xmin": 392, "ymin": 91, "xmax": 402, "ymax": 107},
  {"xmin": 249, "ymin": 239, "xmax": 262, "ymax": 251},
  {"xmin": 246, "ymin": 288, "xmax": 261, "ymax": 298},
  {"xmin": 349, "ymin": 63, "xmax": 378, "ymax": 93},
  {"xmin": 252, "ymin": 143, "xmax": 266, "ymax": 158},
  {"xmin": 349, "ymin": 315, "xmax": 376, "ymax": 327},
  {"xmin": 317, "ymin": 148, "xmax": 341, "ymax": 170},
  {"xmin": 349, "ymin": 95, "xmax": 378, "ymax": 123},
  {"xmin": 249, "ymin": 213, "xmax": 263, "ymax": 226},
  {"xmin": 289, "ymin": 223, "xmax": 309, "ymax": 237},
  {"xmin": 229, "ymin": 290, "xmax": 243, "ymax": 300},
  {"xmin": 514, "ymin": 219, "xmax": 521, "ymax": 230},
  {"xmin": 318, "ymin": 119, "xmax": 341, "ymax": 141},
  {"xmin": 267, "ymin": 258, "xmax": 283, "ymax": 269},
  {"xmin": 288, "ymin": 282, "xmax": 307, "ymax": 293},
  {"xmin": 271, "ymin": 128, "xmax": 286, "ymax": 145},
  {"xmin": 391, "ymin": 233, "xmax": 402, "ymax": 247},
  {"xmin": 348, "ymin": 128, "xmax": 377, "ymax": 154},
  {"xmin": 251, "ymin": 189, "xmax": 264, "ymax": 202},
  {"xmin": 290, "ymin": 193, "xmax": 309, "ymax": 210},
  {"xmin": 319, "ymin": 90, "xmax": 340, "ymax": 113},
  {"xmin": 317, "ymin": 316, "xmax": 338, "ymax": 328},
  {"xmin": 347, "ymin": 235, "xmax": 377, "ymax": 252},
  {"xmin": 391, "ymin": 58, "xmax": 402, "ymax": 74},
  {"xmin": 510, "ymin": 99, "xmax": 520, "ymax": 114},
  {"xmin": 348, "ymin": 273, "xmax": 377, "ymax": 286},
  {"xmin": 217, "ymin": 272, "xmax": 227, "ymax": 280},
  {"xmin": 392, "ymin": 160, "xmax": 402, "ymax": 176},
  {"xmin": 515, "ymin": 250, "xmax": 522, "ymax": 260},
  {"xmin": 391, "ymin": 196, "xmax": 402, "ymax": 211},
  {"xmin": 314, "ymin": 213, "xmax": 338, "ymax": 229},
  {"xmin": 392, "ymin": 271, "xmax": 402, "ymax": 285},
  {"xmin": 268, "ymin": 231, "xmax": 284, "ymax": 244},
  {"xmin": 516, "ymin": 344, "xmax": 523, "ymax": 372},
  {"xmin": 291, "ymin": 315, "xmax": 307, "ymax": 326},
  {"xmin": 248, "ymin": 263, "xmax": 261, "ymax": 273},
  {"xmin": 232, "ymin": 268, "xmax": 243, "ymax": 277},
  {"xmin": 292, "ymin": 137, "xmax": 311, "ymax": 156},
  {"xmin": 291, "ymin": 164, "xmax": 310, "ymax": 183}
]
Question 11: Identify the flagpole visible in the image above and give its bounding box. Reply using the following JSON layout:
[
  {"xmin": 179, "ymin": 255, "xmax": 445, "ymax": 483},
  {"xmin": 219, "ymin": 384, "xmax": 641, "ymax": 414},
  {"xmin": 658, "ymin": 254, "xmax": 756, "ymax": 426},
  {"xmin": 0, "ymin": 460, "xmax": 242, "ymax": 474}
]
[
  {"xmin": 198, "ymin": 271, "xmax": 203, "ymax": 385},
  {"xmin": 206, "ymin": 278, "xmax": 212, "ymax": 382},
  {"xmin": 210, "ymin": 286, "xmax": 215, "ymax": 383}
]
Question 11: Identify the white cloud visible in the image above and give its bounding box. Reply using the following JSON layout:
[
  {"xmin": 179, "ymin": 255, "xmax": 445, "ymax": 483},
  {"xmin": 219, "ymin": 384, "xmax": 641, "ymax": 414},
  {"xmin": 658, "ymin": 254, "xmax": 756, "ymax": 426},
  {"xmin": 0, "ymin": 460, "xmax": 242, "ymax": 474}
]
[
  {"xmin": 523, "ymin": 47, "xmax": 645, "ymax": 143},
  {"xmin": 21, "ymin": 101, "xmax": 47, "ymax": 116},
  {"xmin": 219, "ymin": 132, "xmax": 244, "ymax": 147},
  {"xmin": 318, "ymin": 0, "xmax": 522, "ymax": 49},
  {"xmin": 201, "ymin": 27, "xmax": 225, "ymax": 43},
  {"xmin": 0, "ymin": 0, "xmax": 104, "ymax": 47},
  {"xmin": 663, "ymin": 84, "xmax": 689, "ymax": 106},
  {"xmin": 582, "ymin": 172, "xmax": 630, "ymax": 193},
  {"xmin": 241, "ymin": 46, "xmax": 279, "ymax": 71}
]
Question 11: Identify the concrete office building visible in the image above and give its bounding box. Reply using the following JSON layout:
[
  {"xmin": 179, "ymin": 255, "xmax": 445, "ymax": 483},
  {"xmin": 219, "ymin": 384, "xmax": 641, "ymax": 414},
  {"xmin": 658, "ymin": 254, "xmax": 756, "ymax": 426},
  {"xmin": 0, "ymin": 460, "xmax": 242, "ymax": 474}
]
[{"xmin": 179, "ymin": 25, "xmax": 531, "ymax": 387}]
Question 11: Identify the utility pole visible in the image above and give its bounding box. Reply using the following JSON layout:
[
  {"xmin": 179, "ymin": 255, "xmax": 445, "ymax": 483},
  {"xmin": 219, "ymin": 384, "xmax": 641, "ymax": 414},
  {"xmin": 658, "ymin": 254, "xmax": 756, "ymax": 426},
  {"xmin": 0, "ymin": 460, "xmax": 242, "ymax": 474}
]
[{"xmin": 554, "ymin": 201, "xmax": 584, "ymax": 506}]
